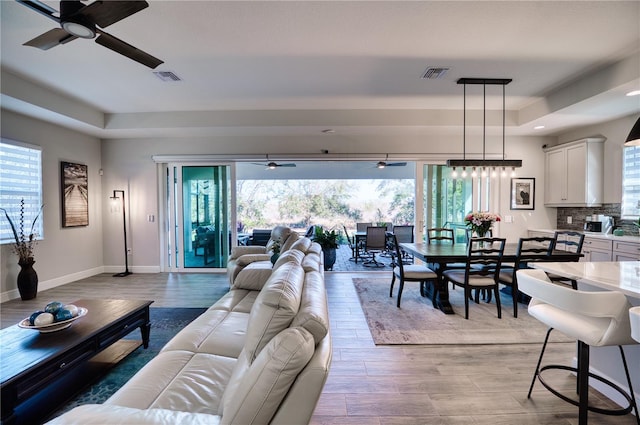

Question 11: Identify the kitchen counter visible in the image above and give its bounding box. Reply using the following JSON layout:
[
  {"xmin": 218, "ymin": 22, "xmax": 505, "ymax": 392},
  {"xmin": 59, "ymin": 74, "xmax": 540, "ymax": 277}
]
[{"xmin": 529, "ymin": 228, "xmax": 640, "ymax": 243}]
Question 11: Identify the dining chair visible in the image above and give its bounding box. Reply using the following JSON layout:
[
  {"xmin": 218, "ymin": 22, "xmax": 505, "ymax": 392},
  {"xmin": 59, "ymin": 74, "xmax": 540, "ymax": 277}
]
[
  {"xmin": 389, "ymin": 234, "xmax": 438, "ymax": 308},
  {"xmin": 342, "ymin": 225, "xmax": 359, "ymax": 262},
  {"xmin": 497, "ymin": 236, "xmax": 555, "ymax": 318},
  {"xmin": 549, "ymin": 230, "xmax": 586, "ymax": 289},
  {"xmin": 442, "ymin": 237, "xmax": 506, "ymax": 319},
  {"xmin": 392, "ymin": 225, "xmax": 414, "ymax": 263},
  {"xmin": 427, "ymin": 227, "xmax": 455, "ymax": 244},
  {"xmin": 363, "ymin": 226, "xmax": 387, "ymax": 267},
  {"xmin": 356, "ymin": 222, "xmax": 373, "ymax": 232},
  {"xmin": 517, "ymin": 269, "xmax": 639, "ymax": 424}
]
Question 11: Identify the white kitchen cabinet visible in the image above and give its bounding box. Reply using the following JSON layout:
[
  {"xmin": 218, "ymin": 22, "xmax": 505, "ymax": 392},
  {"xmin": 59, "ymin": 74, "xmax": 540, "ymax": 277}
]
[
  {"xmin": 544, "ymin": 138, "xmax": 604, "ymax": 207},
  {"xmin": 613, "ymin": 241, "xmax": 640, "ymax": 261},
  {"xmin": 582, "ymin": 237, "xmax": 612, "ymax": 262}
]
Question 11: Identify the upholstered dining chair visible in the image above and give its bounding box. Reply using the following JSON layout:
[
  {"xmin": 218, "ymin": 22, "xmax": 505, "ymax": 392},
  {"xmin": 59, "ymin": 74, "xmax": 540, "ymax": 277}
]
[
  {"xmin": 497, "ymin": 236, "xmax": 555, "ymax": 318},
  {"xmin": 548, "ymin": 230, "xmax": 586, "ymax": 289},
  {"xmin": 517, "ymin": 269, "xmax": 639, "ymax": 424},
  {"xmin": 442, "ymin": 237, "xmax": 506, "ymax": 319},
  {"xmin": 363, "ymin": 226, "xmax": 387, "ymax": 268},
  {"xmin": 389, "ymin": 234, "xmax": 438, "ymax": 308}
]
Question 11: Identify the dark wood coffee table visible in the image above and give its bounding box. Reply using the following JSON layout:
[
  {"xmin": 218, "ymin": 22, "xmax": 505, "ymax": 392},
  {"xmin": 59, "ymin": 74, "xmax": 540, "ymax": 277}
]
[{"xmin": 0, "ymin": 299, "xmax": 153, "ymax": 425}]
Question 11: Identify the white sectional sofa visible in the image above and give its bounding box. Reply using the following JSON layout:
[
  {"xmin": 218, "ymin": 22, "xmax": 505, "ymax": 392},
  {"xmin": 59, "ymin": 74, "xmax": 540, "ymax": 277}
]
[{"xmin": 47, "ymin": 237, "xmax": 331, "ymax": 425}]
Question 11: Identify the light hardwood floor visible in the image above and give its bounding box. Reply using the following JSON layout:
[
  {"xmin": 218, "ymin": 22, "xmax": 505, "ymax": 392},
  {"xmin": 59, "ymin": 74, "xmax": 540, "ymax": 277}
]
[{"xmin": 1, "ymin": 271, "xmax": 636, "ymax": 424}]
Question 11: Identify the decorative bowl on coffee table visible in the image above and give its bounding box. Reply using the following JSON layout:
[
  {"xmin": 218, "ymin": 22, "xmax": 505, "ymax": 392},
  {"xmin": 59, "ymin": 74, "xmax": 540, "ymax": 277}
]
[{"xmin": 18, "ymin": 307, "xmax": 88, "ymax": 333}]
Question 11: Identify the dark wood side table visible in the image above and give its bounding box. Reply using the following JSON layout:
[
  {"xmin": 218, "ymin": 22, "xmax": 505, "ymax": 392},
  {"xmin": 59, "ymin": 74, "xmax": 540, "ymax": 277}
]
[{"xmin": 0, "ymin": 299, "xmax": 153, "ymax": 425}]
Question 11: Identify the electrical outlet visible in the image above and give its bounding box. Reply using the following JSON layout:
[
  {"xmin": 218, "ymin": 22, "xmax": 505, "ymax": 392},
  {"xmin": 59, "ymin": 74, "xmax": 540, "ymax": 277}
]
[{"xmin": 567, "ymin": 216, "xmax": 573, "ymax": 224}]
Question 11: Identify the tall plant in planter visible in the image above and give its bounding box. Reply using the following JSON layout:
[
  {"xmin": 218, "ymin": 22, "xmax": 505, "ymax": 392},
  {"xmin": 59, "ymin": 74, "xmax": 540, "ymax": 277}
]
[
  {"xmin": 313, "ymin": 227, "xmax": 340, "ymax": 271},
  {"xmin": 1, "ymin": 199, "xmax": 43, "ymax": 300}
]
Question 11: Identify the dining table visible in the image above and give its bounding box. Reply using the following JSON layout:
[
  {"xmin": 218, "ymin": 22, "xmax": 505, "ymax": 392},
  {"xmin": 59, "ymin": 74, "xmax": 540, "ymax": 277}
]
[{"xmin": 400, "ymin": 242, "xmax": 583, "ymax": 314}]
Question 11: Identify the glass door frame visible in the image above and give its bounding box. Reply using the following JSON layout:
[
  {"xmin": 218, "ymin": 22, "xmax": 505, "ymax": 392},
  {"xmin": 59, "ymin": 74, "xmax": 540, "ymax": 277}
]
[{"xmin": 159, "ymin": 161, "xmax": 236, "ymax": 273}]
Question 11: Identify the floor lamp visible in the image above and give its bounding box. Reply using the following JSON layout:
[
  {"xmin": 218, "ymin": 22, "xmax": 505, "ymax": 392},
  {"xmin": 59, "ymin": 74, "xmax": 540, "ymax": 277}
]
[{"xmin": 110, "ymin": 190, "xmax": 132, "ymax": 277}]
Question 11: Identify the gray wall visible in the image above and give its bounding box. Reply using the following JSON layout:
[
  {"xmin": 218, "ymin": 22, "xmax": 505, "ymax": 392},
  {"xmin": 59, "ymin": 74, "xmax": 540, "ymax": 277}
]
[{"xmin": 1, "ymin": 110, "xmax": 103, "ymax": 301}]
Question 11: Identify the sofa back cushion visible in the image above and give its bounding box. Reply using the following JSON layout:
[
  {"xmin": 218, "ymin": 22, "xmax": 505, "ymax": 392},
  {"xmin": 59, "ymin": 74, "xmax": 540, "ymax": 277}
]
[
  {"xmin": 289, "ymin": 236, "xmax": 312, "ymax": 253},
  {"xmin": 221, "ymin": 327, "xmax": 314, "ymax": 425},
  {"xmin": 243, "ymin": 263, "xmax": 304, "ymax": 361},
  {"xmin": 273, "ymin": 249, "xmax": 304, "ymax": 270},
  {"xmin": 291, "ymin": 271, "xmax": 329, "ymax": 344}
]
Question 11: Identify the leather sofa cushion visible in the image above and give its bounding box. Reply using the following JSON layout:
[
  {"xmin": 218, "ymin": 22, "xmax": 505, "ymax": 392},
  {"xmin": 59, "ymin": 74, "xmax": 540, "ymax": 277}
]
[
  {"xmin": 161, "ymin": 310, "xmax": 248, "ymax": 358},
  {"xmin": 221, "ymin": 327, "xmax": 314, "ymax": 425},
  {"xmin": 45, "ymin": 404, "xmax": 221, "ymax": 425},
  {"xmin": 291, "ymin": 271, "xmax": 329, "ymax": 344},
  {"xmin": 208, "ymin": 289, "xmax": 257, "ymax": 314},
  {"xmin": 236, "ymin": 253, "xmax": 270, "ymax": 266},
  {"xmin": 232, "ymin": 261, "xmax": 273, "ymax": 291},
  {"xmin": 307, "ymin": 242, "xmax": 322, "ymax": 256},
  {"xmin": 243, "ymin": 263, "xmax": 304, "ymax": 362},
  {"xmin": 106, "ymin": 350, "xmax": 236, "ymax": 414},
  {"xmin": 290, "ymin": 236, "xmax": 312, "ymax": 253},
  {"xmin": 302, "ymin": 252, "xmax": 322, "ymax": 272},
  {"xmin": 229, "ymin": 245, "xmax": 266, "ymax": 260},
  {"xmin": 273, "ymin": 249, "xmax": 304, "ymax": 270}
]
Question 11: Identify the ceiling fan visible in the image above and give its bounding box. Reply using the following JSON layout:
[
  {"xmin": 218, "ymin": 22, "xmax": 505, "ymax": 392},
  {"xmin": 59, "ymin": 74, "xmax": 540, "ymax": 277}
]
[
  {"xmin": 251, "ymin": 160, "xmax": 296, "ymax": 170},
  {"xmin": 17, "ymin": 0, "xmax": 164, "ymax": 69},
  {"xmin": 375, "ymin": 155, "xmax": 407, "ymax": 169}
]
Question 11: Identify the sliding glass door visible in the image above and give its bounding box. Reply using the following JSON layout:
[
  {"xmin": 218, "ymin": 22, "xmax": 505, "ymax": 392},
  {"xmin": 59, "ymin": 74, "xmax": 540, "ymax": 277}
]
[{"xmin": 165, "ymin": 164, "xmax": 233, "ymax": 271}]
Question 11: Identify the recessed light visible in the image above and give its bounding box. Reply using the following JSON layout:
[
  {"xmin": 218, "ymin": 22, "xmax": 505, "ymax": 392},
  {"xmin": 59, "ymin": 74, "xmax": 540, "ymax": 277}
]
[
  {"xmin": 534, "ymin": 125, "xmax": 545, "ymax": 130},
  {"xmin": 626, "ymin": 90, "xmax": 640, "ymax": 97}
]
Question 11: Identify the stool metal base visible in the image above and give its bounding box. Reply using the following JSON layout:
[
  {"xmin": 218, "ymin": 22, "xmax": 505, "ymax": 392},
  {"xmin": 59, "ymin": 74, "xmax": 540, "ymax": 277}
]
[{"xmin": 528, "ymin": 328, "xmax": 639, "ymax": 425}]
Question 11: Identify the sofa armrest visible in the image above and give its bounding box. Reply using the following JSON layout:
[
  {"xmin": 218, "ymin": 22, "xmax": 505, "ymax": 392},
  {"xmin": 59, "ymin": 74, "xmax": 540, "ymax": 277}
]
[
  {"xmin": 229, "ymin": 246, "xmax": 266, "ymax": 260},
  {"xmin": 236, "ymin": 253, "xmax": 271, "ymax": 266},
  {"xmin": 45, "ymin": 405, "xmax": 221, "ymax": 425}
]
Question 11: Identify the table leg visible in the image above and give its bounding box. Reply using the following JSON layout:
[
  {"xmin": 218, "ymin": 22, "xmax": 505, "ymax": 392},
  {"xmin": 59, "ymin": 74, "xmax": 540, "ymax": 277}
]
[
  {"xmin": 426, "ymin": 263, "xmax": 454, "ymax": 314},
  {"xmin": 141, "ymin": 308, "xmax": 151, "ymax": 349}
]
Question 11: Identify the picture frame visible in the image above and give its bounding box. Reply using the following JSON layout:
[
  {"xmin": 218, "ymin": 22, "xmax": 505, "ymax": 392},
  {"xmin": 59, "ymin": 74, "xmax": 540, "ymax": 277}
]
[
  {"xmin": 510, "ymin": 177, "xmax": 535, "ymax": 210},
  {"xmin": 61, "ymin": 161, "xmax": 89, "ymax": 227}
]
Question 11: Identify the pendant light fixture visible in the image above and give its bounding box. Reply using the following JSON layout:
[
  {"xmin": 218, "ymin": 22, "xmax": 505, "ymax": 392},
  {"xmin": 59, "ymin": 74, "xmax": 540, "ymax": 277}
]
[
  {"xmin": 447, "ymin": 78, "xmax": 522, "ymax": 176},
  {"xmin": 624, "ymin": 116, "xmax": 640, "ymax": 146}
]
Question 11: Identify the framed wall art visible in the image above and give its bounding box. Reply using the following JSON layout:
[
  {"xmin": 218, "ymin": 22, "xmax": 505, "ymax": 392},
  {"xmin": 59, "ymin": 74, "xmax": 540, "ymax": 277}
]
[
  {"xmin": 61, "ymin": 161, "xmax": 89, "ymax": 227},
  {"xmin": 510, "ymin": 177, "xmax": 535, "ymax": 210}
]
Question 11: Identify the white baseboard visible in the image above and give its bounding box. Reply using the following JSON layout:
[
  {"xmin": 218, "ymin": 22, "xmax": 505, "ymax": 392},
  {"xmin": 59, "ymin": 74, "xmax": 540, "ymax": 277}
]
[{"xmin": 1, "ymin": 266, "xmax": 105, "ymax": 303}]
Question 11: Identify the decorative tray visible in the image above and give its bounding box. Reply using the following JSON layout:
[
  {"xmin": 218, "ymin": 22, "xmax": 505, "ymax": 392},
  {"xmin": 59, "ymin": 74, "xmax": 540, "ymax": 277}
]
[{"xmin": 18, "ymin": 307, "xmax": 88, "ymax": 333}]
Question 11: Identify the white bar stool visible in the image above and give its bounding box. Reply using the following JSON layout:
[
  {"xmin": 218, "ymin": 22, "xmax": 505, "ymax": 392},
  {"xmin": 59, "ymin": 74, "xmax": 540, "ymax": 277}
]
[
  {"xmin": 631, "ymin": 306, "xmax": 640, "ymax": 343},
  {"xmin": 517, "ymin": 269, "xmax": 639, "ymax": 425}
]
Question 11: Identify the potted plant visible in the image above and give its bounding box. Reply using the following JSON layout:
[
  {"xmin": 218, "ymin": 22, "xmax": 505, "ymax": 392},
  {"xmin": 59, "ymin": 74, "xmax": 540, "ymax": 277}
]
[
  {"xmin": 1, "ymin": 199, "xmax": 43, "ymax": 300},
  {"xmin": 313, "ymin": 227, "xmax": 340, "ymax": 271}
]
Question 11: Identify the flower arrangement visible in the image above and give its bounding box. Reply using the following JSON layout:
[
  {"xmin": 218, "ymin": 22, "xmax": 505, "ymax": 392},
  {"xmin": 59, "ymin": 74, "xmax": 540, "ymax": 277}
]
[
  {"xmin": 464, "ymin": 211, "xmax": 501, "ymax": 237},
  {"xmin": 1, "ymin": 199, "xmax": 43, "ymax": 263}
]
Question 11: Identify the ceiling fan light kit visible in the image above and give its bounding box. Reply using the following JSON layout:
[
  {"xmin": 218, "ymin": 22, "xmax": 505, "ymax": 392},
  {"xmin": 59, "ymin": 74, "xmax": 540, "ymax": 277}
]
[
  {"xmin": 446, "ymin": 77, "xmax": 522, "ymax": 178},
  {"xmin": 17, "ymin": 0, "xmax": 164, "ymax": 68}
]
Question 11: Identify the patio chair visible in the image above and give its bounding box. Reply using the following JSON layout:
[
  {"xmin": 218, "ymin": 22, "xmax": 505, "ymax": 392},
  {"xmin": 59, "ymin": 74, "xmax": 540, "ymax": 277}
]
[{"xmin": 363, "ymin": 226, "xmax": 387, "ymax": 268}]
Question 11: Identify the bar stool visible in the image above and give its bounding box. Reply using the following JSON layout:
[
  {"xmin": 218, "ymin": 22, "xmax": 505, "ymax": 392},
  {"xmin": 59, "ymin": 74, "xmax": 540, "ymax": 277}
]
[
  {"xmin": 631, "ymin": 306, "xmax": 640, "ymax": 343},
  {"xmin": 517, "ymin": 269, "xmax": 639, "ymax": 425}
]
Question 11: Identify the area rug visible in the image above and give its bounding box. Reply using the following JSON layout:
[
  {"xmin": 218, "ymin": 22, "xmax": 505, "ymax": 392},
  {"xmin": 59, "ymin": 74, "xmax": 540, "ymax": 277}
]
[
  {"xmin": 354, "ymin": 278, "xmax": 571, "ymax": 345},
  {"xmin": 49, "ymin": 307, "xmax": 207, "ymax": 418}
]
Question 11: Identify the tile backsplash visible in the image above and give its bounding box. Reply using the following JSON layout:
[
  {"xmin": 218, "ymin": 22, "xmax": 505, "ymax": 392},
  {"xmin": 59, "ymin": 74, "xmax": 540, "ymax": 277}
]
[{"xmin": 556, "ymin": 203, "xmax": 638, "ymax": 235}]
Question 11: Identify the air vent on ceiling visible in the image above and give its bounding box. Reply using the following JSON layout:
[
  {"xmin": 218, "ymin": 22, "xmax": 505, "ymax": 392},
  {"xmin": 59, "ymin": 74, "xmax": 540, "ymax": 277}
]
[
  {"xmin": 421, "ymin": 67, "xmax": 449, "ymax": 79},
  {"xmin": 153, "ymin": 71, "xmax": 182, "ymax": 82}
]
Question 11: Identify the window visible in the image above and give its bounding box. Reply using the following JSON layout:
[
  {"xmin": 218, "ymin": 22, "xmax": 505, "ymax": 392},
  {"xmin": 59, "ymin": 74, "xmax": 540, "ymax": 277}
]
[
  {"xmin": 622, "ymin": 145, "xmax": 640, "ymax": 219},
  {"xmin": 0, "ymin": 139, "xmax": 43, "ymax": 244}
]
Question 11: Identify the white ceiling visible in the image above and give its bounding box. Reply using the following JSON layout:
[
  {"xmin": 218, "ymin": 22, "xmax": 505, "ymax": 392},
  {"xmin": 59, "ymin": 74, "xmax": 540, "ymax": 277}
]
[{"xmin": 1, "ymin": 0, "xmax": 639, "ymax": 140}]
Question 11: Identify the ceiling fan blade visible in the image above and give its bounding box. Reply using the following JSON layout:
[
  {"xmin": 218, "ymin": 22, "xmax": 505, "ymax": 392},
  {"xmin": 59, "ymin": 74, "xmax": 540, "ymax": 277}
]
[
  {"xmin": 79, "ymin": 1, "xmax": 149, "ymax": 28},
  {"xmin": 278, "ymin": 164, "xmax": 296, "ymax": 167},
  {"xmin": 24, "ymin": 28, "xmax": 77, "ymax": 50},
  {"xmin": 16, "ymin": 0, "xmax": 60, "ymax": 23},
  {"xmin": 387, "ymin": 162, "xmax": 407, "ymax": 167},
  {"xmin": 95, "ymin": 31, "xmax": 163, "ymax": 69}
]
